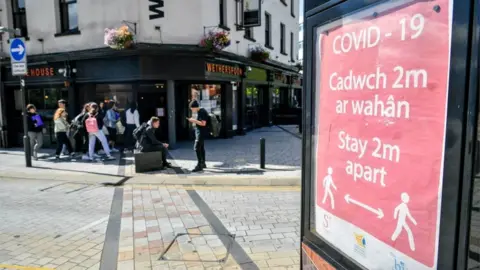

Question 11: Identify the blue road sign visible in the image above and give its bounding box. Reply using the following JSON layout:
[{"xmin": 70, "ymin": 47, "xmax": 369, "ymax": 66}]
[{"xmin": 10, "ymin": 38, "xmax": 26, "ymax": 62}]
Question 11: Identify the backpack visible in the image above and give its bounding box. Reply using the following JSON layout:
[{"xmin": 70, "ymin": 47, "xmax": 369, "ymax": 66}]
[
  {"xmin": 85, "ymin": 115, "xmax": 99, "ymax": 133},
  {"xmin": 69, "ymin": 113, "xmax": 84, "ymax": 135},
  {"xmin": 31, "ymin": 114, "xmax": 44, "ymax": 128},
  {"xmin": 208, "ymin": 113, "xmax": 221, "ymax": 137},
  {"xmin": 133, "ymin": 122, "xmax": 148, "ymax": 141}
]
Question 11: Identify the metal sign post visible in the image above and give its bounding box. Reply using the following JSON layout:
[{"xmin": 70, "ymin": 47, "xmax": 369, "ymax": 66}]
[{"xmin": 9, "ymin": 37, "xmax": 30, "ymax": 167}]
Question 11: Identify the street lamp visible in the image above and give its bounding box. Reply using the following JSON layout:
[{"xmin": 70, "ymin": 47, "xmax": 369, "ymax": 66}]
[{"xmin": 0, "ymin": 27, "xmax": 21, "ymax": 36}]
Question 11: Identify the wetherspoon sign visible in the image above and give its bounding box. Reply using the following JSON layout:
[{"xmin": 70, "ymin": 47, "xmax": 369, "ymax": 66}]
[{"xmin": 313, "ymin": 0, "xmax": 452, "ymax": 269}]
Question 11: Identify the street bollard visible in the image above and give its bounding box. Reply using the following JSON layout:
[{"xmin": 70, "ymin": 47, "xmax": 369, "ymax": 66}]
[{"xmin": 260, "ymin": 138, "xmax": 265, "ymax": 169}]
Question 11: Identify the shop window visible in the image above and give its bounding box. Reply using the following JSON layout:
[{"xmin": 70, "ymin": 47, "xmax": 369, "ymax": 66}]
[
  {"xmin": 95, "ymin": 84, "xmax": 133, "ymax": 112},
  {"xmin": 11, "ymin": 0, "xmax": 28, "ymax": 37},
  {"xmin": 44, "ymin": 88, "xmax": 62, "ymax": 110},
  {"xmin": 289, "ymin": 89, "xmax": 300, "ymax": 108},
  {"xmin": 59, "ymin": 0, "xmax": 78, "ymax": 33},
  {"xmin": 272, "ymin": 88, "xmax": 280, "ymax": 108},
  {"xmin": 190, "ymin": 84, "xmax": 222, "ymax": 124},
  {"xmin": 28, "ymin": 89, "xmax": 43, "ymax": 110},
  {"xmin": 246, "ymin": 86, "xmax": 262, "ymax": 107}
]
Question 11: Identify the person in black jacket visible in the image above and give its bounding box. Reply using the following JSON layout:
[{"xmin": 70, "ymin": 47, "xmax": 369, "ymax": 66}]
[
  {"xmin": 26, "ymin": 104, "xmax": 44, "ymax": 160},
  {"xmin": 140, "ymin": 117, "xmax": 172, "ymax": 168},
  {"xmin": 187, "ymin": 100, "xmax": 209, "ymax": 172}
]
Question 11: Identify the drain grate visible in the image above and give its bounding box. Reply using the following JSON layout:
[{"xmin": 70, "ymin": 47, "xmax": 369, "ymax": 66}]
[{"xmin": 158, "ymin": 232, "xmax": 235, "ymax": 263}]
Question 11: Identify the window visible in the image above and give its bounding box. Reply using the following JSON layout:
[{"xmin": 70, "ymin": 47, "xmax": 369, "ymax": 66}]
[
  {"xmin": 190, "ymin": 84, "xmax": 222, "ymax": 127},
  {"xmin": 291, "ymin": 0, "xmax": 295, "ymax": 17},
  {"xmin": 280, "ymin": 23, "xmax": 286, "ymax": 54},
  {"xmin": 59, "ymin": 0, "xmax": 78, "ymax": 33},
  {"xmin": 290, "ymin": 32, "xmax": 294, "ymax": 61},
  {"xmin": 244, "ymin": 27, "xmax": 254, "ymax": 41},
  {"xmin": 265, "ymin": 12, "xmax": 272, "ymax": 48},
  {"xmin": 11, "ymin": 0, "xmax": 27, "ymax": 37},
  {"xmin": 219, "ymin": 0, "xmax": 227, "ymax": 28}
]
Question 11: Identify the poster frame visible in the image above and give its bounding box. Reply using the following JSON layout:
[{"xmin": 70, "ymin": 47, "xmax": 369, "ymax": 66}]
[{"xmin": 301, "ymin": 0, "xmax": 478, "ymax": 269}]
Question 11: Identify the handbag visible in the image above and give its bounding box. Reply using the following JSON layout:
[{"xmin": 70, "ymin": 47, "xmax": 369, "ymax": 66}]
[{"xmin": 116, "ymin": 121, "xmax": 125, "ymax": 134}]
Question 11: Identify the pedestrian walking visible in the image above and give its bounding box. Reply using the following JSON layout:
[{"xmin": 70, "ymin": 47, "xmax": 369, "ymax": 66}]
[
  {"xmin": 84, "ymin": 103, "xmax": 115, "ymax": 161},
  {"xmin": 187, "ymin": 100, "xmax": 209, "ymax": 172},
  {"xmin": 124, "ymin": 101, "xmax": 140, "ymax": 152},
  {"xmin": 53, "ymin": 108, "xmax": 73, "ymax": 159},
  {"xmin": 104, "ymin": 101, "xmax": 120, "ymax": 153},
  {"xmin": 57, "ymin": 99, "xmax": 70, "ymax": 155},
  {"xmin": 26, "ymin": 104, "xmax": 44, "ymax": 160},
  {"xmin": 70, "ymin": 103, "xmax": 90, "ymax": 160}
]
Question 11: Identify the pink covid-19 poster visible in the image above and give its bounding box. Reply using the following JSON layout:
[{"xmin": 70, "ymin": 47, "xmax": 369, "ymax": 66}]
[{"xmin": 314, "ymin": 0, "xmax": 452, "ymax": 269}]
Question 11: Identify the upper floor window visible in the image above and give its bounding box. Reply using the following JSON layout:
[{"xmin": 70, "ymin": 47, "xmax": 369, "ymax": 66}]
[
  {"xmin": 244, "ymin": 27, "xmax": 254, "ymax": 41},
  {"xmin": 59, "ymin": 0, "xmax": 78, "ymax": 33},
  {"xmin": 219, "ymin": 0, "xmax": 227, "ymax": 28},
  {"xmin": 290, "ymin": 0, "xmax": 295, "ymax": 17},
  {"xmin": 280, "ymin": 23, "xmax": 286, "ymax": 54},
  {"xmin": 11, "ymin": 0, "xmax": 27, "ymax": 37},
  {"xmin": 290, "ymin": 32, "xmax": 294, "ymax": 61},
  {"xmin": 265, "ymin": 12, "xmax": 272, "ymax": 48}
]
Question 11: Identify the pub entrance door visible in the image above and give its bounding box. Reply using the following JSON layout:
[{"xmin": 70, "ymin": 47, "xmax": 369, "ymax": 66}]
[{"xmin": 137, "ymin": 85, "xmax": 168, "ymax": 142}]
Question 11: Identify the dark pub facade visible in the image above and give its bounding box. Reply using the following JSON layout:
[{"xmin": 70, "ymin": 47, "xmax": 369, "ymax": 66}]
[{"xmin": 0, "ymin": 44, "xmax": 301, "ymax": 148}]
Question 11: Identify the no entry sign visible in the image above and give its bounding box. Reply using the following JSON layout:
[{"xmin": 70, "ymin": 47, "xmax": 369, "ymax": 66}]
[{"xmin": 314, "ymin": 0, "xmax": 452, "ymax": 269}]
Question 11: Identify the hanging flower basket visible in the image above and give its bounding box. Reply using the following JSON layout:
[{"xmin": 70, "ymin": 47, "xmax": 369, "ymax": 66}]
[
  {"xmin": 199, "ymin": 30, "xmax": 231, "ymax": 51},
  {"xmin": 104, "ymin": 25, "xmax": 134, "ymax": 50},
  {"xmin": 249, "ymin": 46, "xmax": 270, "ymax": 62}
]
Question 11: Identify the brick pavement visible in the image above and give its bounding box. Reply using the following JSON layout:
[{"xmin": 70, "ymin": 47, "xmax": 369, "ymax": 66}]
[
  {"xmin": 0, "ymin": 179, "xmax": 114, "ymax": 270},
  {"xmin": 118, "ymin": 185, "xmax": 242, "ymax": 269},
  {"xmin": 118, "ymin": 185, "xmax": 301, "ymax": 269},
  {"xmin": 197, "ymin": 189, "xmax": 301, "ymax": 269}
]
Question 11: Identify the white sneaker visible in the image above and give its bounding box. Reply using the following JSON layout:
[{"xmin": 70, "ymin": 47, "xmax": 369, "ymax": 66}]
[
  {"xmin": 98, "ymin": 150, "xmax": 106, "ymax": 155},
  {"xmin": 105, "ymin": 155, "xmax": 116, "ymax": 160},
  {"xmin": 93, "ymin": 153, "xmax": 101, "ymax": 158},
  {"xmin": 82, "ymin": 155, "xmax": 91, "ymax": 161},
  {"xmin": 111, "ymin": 148, "xmax": 120, "ymax": 153}
]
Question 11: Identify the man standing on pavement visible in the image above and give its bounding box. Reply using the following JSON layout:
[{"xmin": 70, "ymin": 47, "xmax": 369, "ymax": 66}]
[{"xmin": 187, "ymin": 100, "xmax": 208, "ymax": 172}]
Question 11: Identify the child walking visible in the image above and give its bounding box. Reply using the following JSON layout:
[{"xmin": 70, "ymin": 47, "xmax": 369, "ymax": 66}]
[
  {"xmin": 54, "ymin": 108, "xmax": 74, "ymax": 159},
  {"xmin": 84, "ymin": 103, "xmax": 115, "ymax": 161}
]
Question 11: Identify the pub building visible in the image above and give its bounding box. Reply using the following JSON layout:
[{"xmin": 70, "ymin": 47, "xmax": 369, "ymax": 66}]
[{"xmin": 0, "ymin": 44, "xmax": 300, "ymax": 148}]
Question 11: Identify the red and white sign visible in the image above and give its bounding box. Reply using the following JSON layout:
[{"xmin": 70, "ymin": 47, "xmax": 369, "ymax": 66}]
[{"xmin": 314, "ymin": 0, "xmax": 451, "ymax": 269}]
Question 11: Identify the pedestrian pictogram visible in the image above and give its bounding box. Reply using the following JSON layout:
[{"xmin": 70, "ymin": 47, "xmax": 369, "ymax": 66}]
[
  {"xmin": 321, "ymin": 167, "xmax": 337, "ymax": 209},
  {"xmin": 391, "ymin": 192, "xmax": 417, "ymax": 251}
]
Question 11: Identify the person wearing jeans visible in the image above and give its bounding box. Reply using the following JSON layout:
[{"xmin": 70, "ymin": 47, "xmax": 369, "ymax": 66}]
[
  {"xmin": 187, "ymin": 100, "xmax": 209, "ymax": 172},
  {"xmin": 84, "ymin": 103, "xmax": 115, "ymax": 161},
  {"xmin": 26, "ymin": 104, "xmax": 44, "ymax": 160},
  {"xmin": 53, "ymin": 108, "xmax": 73, "ymax": 159}
]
